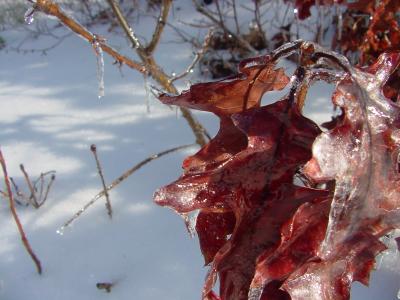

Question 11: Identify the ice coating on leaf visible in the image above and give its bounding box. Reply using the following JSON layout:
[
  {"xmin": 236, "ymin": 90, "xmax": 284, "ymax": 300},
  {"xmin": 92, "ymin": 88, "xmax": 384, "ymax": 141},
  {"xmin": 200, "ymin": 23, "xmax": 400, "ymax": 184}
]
[
  {"xmin": 196, "ymin": 211, "xmax": 235, "ymax": 265},
  {"xmin": 304, "ymin": 52, "xmax": 400, "ymax": 257},
  {"xmin": 155, "ymin": 76, "xmax": 325, "ymax": 299},
  {"xmin": 286, "ymin": 52, "xmax": 400, "ymax": 299},
  {"xmin": 249, "ymin": 198, "xmax": 331, "ymax": 299},
  {"xmin": 159, "ymin": 56, "xmax": 289, "ymax": 115},
  {"xmin": 155, "ymin": 43, "xmax": 400, "ymax": 300}
]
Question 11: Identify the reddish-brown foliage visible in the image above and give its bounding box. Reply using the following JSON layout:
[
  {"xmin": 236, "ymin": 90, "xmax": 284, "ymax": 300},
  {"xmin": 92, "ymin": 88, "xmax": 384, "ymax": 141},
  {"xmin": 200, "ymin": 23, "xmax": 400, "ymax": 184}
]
[{"xmin": 154, "ymin": 42, "xmax": 400, "ymax": 300}]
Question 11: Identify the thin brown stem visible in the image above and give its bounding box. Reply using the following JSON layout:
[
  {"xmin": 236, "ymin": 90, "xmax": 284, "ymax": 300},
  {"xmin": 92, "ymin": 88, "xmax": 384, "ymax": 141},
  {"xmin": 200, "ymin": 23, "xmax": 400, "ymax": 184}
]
[
  {"xmin": 0, "ymin": 150, "xmax": 42, "ymax": 274},
  {"xmin": 192, "ymin": 0, "xmax": 257, "ymax": 54},
  {"xmin": 145, "ymin": 0, "xmax": 172, "ymax": 54},
  {"xmin": 254, "ymin": 0, "xmax": 267, "ymax": 45},
  {"xmin": 35, "ymin": 0, "xmax": 208, "ymax": 146},
  {"xmin": 106, "ymin": 0, "xmax": 208, "ymax": 146},
  {"xmin": 61, "ymin": 144, "xmax": 196, "ymax": 229},
  {"xmin": 170, "ymin": 29, "xmax": 213, "ymax": 83},
  {"xmin": 41, "ymin": 174, "xmax": 56, "ymax": 207},
  {"xmin": 231, "ymin": 0, "xmax": 241, "ymax": 35},
  {"xmin": 214, "ymin": 0, "xmax": 225, "ymax": 32},
  {"xmin": 90, "ymin": 144, "xmax": 112, "ymax": 219},
  {"xmin": 20, "ymin": 164, "xmax": 39, "ymax": 208}
]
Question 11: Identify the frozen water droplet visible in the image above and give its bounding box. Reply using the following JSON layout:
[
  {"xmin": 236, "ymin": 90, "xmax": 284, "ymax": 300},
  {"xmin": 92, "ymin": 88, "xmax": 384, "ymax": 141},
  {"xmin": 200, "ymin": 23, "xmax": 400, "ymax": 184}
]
[
  {"xmin": 189, "ymin": 69, "xmax": 194, "ymax": 73},
  {"xmin": 293, "ymin": 8, "xmax": 298, "ymax": 15},
  {"xmin": 56, "ymin": 226, "xmax": 65, "ymax": 236},
  {"xmin": 171, "ymin": 72, "xmax": 176, "ymax": 77},
  {"xmin": 24, "ymin": 8, "xmax": 35, "ymax": 25},
  {"xmin": 93, "ymin": 39, "xmax": 105, "ymax": 99},
  {"xmin": 180, "ymin": 211, "xmax": 199, "ymax": 238}
]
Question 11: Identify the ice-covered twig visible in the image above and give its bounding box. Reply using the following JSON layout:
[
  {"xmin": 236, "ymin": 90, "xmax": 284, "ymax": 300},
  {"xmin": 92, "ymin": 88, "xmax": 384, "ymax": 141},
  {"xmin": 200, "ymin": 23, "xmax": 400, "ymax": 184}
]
[
  {"xmin": 90, "ymin": 144, "xmax": 112, "ymax": 219},
  {"xmin": 192, "ymin": 0, "xmax": 257, "ymax": 55},
  {"xmin": 169, "ymin": 29, "xmax": 214, "ymax": 83},
  {"xmin": 60, "ymin": 144, "xmax": 196, "ymax": 230},
  {"xmin": 106, "ymin": 0, "xmax": 208, "ymax": 147},
  {"xmin": 34, "ymin": 0, "xmax": 145, "ymax": 73},
  {"xmin": 0, "ymin": 149, "xmax": 42, "ymax": 274}
]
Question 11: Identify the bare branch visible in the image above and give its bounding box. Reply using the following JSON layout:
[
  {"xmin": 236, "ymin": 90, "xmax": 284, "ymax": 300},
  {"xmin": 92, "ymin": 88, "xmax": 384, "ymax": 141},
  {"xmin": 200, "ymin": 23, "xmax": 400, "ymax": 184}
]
[
  {"xmin": 105, "ymin": 0, "xmax": 209, "ymax": 146},
  {"xmin": 170, "ymin": 29, "xmax": 214, "ymax": 83},
  {"xmin": 231, "ymin": 0, "xmax": 241, "ymax": 35},
  {"xmin": 35, "ymin": 0, "xmax": 208, "ymax": 146},
  {"xmin": 106, "ymin": 0, "xmax": 144, "ymax": 51},
  {"xmin": 254, "ymin": 0, "xmax": 267, "ymax": 45},
  {"xmin": 34, "ymin": 0, "xmax": 146, "ymax": 73},
  {"xmin": 145, "ymin": 0, "xmax": 172, "ymax": 54},
  {"xmin": 0, "ymin": 149, "xmax": 42, "ymax": 274},
  {"xmin": 20, "ymin": 164, "xmax": 39, "ymax": 208},
  {"xmin": 192, "ymin": 0, "xmax": 257, "ymax": 55},
  {"xmin": 60, "ymin": 144, "xmax": 196, "ymax": 229},
  {"xmin": 41, "ymin": 173, "xmax": 56, "ymax": 207}
]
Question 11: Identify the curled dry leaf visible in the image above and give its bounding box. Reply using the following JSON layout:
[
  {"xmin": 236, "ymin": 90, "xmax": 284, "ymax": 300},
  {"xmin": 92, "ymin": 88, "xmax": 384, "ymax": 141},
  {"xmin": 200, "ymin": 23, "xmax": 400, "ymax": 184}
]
[{"xmin": 154, "ymin": 43, "xmax": 400, "ymax": 299}]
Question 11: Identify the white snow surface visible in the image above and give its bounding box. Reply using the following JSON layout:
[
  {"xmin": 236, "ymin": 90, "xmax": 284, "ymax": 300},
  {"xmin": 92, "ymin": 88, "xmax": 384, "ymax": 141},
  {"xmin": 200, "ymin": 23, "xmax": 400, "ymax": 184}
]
[{"xmin": 0, "ymin": 1, "xmax": 399, "ymax": 299}]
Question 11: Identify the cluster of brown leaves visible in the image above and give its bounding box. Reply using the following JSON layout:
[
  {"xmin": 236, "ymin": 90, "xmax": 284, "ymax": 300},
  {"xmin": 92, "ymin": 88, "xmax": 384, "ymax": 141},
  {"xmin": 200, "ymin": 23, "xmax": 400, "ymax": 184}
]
[{"xmin": 154, "ymin": 41, "xmax": 400, "ymax": 299}]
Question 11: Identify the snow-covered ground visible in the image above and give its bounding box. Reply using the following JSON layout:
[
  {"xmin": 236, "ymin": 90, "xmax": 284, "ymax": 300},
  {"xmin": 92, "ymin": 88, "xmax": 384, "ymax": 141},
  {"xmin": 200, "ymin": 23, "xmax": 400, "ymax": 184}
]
[{"xmin": 0, "ymin": 2, "xmax": 399, "ymax": 299}]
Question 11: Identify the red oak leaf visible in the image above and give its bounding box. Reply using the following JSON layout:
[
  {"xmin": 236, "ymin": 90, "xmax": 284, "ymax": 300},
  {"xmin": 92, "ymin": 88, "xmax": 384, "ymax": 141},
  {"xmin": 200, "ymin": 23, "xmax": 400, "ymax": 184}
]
[
  {"xmin": 293, "ymin": 52, "xmax": 400, "ymax": 299},
  {"xmin": 155, "ymin": 54, "xmax": 329, "ymax": 299},
  {"xmin": 155, "ymin": 44, "xmax": 400, "ymax": 300}
]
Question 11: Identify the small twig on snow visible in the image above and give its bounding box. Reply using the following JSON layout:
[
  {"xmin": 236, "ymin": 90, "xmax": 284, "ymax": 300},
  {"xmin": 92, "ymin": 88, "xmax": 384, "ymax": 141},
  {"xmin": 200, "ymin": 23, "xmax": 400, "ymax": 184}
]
[
  {"xmin": 20, "ymin": 164, "xmax": 39, "ymax": 208},
  {"xmin": 90, "ymin": 144, "xmax": 112, "ymax": 219},
  {"xmin": 61, "ymin": 144, "xmax": 196, "ymax": 229},
  {"xmin": 0, "ymin": 149, "xmax": 42, "ymax": 274}
]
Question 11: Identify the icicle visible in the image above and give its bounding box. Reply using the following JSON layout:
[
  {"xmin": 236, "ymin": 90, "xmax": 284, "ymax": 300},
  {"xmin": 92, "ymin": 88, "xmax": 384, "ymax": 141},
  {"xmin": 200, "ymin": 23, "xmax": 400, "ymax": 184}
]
[
  {"xmin": 24, "ymin": 7, "xmax": 36, "ymax": 25},
  {"xmin": 92, "ymin": 36, "xmax": 105, "ymax": 99},
  {"xmin": 293, "ymin": 7, "xmax": 300, "ymax": 40},
  {"xmin": 180, "ymin": 211, "xmax": 199, "ymax": 238},
  {"xmin": 143, "ymin": 73, "xmax": 151, "ymax": 113},
  {"xmin": 334, "ymin": 0, "xmax": 343, "ymax": 42}
]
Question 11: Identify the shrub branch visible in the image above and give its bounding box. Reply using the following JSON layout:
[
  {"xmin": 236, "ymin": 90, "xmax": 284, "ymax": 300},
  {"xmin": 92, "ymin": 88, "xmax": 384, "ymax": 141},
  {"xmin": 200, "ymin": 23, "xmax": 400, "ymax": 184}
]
[{"xmin": 0, "ymin": 149, "xmax": 42, "ymax": 274}]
